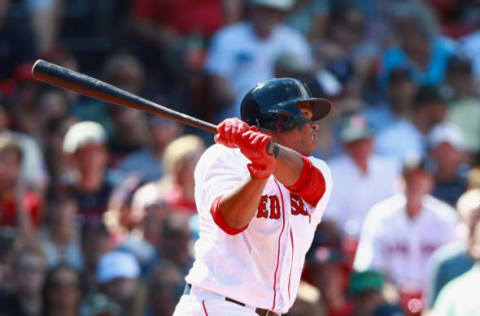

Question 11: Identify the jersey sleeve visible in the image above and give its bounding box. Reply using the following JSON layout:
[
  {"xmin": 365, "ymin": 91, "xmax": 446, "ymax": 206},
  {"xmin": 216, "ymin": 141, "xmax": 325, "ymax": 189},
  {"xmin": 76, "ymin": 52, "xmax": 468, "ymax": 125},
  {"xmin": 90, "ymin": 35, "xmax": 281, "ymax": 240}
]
[
  {"xmin": 308, "ymin": 157, "xmax": 333, "ymax": 222},
  {"xmin": 194, "ymin": 145, "xmax": 249, "ymax": 218}
]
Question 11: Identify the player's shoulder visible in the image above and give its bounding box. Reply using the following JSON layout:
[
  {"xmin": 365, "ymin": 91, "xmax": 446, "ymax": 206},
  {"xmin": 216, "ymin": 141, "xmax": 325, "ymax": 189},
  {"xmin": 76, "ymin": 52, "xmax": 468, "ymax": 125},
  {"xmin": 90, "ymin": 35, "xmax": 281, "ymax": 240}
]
[
  {"xmin": 371, "ymin": 155, "xmax": 402, "ymax": 176},
  {"xmin": 368, "ymin": 194, "xmax": 405, "ymax": 221},
  {"xmin": 211, "ymin": 22, "xmax": 250, "ymax": 41},
  {"xmin": 274, "ymin": 24, "xmax": 306, "ymax": 40},
  {"xmin": 308, "ymin": 156, "xmax": 332, "ymax": 177},
  {"xmin": 423, "ymin": 195, "xmax": 458, "ymax": 224}
]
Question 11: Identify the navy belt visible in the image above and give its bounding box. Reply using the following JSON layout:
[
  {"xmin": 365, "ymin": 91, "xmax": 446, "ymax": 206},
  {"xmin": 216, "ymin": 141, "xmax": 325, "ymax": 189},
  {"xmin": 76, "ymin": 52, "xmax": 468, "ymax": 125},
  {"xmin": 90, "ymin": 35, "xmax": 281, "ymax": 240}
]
[{"xmin": 184, "ymin": 283, "xmax": 279, "ymax": 316}]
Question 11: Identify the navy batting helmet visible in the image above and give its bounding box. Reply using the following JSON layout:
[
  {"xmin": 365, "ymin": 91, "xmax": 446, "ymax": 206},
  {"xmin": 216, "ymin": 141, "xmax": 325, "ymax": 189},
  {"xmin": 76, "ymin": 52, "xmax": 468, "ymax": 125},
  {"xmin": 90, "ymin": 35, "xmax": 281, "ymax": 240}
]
[{"xmin": 240, "ymin": 78, "xmax": 331, "ymax": 132}]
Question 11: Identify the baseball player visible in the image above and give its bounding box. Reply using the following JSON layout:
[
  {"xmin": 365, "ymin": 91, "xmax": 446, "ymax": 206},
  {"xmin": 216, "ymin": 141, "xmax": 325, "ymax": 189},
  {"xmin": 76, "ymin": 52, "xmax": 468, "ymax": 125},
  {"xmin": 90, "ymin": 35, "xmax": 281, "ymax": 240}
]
[{"xmin": 173, "ymin": 78, "xmax": 333, "ymax": 316}]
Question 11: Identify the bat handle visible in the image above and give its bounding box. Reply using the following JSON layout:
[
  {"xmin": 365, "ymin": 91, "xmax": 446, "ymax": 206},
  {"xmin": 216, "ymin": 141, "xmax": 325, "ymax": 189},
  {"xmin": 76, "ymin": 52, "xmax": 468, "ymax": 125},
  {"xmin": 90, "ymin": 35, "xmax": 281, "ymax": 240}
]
[{"xmin": 267, "ymin": 141, "xmax": 280, "ymax": 158}]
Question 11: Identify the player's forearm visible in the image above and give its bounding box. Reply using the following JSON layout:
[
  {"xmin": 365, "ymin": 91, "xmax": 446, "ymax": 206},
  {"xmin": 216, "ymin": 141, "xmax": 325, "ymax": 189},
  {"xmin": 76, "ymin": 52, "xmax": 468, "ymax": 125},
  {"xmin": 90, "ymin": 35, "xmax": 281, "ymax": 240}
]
[
  {"xmin": 218, "ymin": 176, "xmax": 269, "ymax": 229},
  {"xmin": 273, "ymin": 144, "xmax": 305, "ymax": 186}
]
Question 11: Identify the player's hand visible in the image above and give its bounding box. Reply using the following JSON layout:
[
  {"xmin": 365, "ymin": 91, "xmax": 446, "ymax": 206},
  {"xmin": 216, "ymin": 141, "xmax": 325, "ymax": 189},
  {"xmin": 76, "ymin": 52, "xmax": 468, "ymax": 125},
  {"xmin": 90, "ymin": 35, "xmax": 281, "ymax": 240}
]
[
  {"xmin": 214, "ymin": 117, "xmax": 250, "ymax": 148},
  {"xmin": 239, "ymin": 127, "xmax": 276, "ymax": 179}
]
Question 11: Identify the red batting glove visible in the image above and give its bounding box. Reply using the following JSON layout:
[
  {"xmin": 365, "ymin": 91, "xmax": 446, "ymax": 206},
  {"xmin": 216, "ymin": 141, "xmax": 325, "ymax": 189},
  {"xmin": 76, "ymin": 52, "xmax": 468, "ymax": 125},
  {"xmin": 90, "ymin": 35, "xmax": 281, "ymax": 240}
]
[
  {"xmin": 214, "ymin": 118, "xmax": 250, "ymax": 148},
  {"xmin": 239, "ymin": 127, "xmax": 276, "ymax": 179}
]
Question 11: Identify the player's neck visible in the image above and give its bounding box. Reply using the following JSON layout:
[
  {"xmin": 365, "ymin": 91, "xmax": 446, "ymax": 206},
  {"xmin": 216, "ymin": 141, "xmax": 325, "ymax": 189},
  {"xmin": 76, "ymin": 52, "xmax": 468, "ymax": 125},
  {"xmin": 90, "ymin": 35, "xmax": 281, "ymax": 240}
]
[{"xmin": 405, "ymin": 201, "xmax": 422, "ymax": 218}]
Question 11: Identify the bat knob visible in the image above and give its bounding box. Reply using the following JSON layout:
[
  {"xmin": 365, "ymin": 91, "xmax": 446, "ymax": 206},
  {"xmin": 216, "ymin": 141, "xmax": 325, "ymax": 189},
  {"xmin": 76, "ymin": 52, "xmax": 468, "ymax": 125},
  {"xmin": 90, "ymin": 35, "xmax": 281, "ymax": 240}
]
[{"xmin": 267, "ymin": 141, "xmax": 279, "ymax": 158}]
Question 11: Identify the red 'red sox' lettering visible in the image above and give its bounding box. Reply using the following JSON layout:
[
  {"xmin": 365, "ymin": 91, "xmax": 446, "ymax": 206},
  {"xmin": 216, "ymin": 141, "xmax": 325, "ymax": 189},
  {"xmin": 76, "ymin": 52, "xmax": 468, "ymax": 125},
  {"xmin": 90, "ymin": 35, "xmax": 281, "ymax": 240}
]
[
  {"xmin": 291, "ymin": 193, "xmax": 308, "ymax": 216},
  {"xmin": 257, "ymin": 194, "xmax": 309, "ymax": 219}
]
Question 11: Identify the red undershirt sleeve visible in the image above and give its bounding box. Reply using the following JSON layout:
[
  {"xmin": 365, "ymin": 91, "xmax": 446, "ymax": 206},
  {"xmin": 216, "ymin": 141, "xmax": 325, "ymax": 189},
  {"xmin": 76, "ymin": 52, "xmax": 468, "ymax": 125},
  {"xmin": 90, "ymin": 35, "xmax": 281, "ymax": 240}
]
[
  {"xmin": 210, "ymin": 196, "xmax": 248, "ymax": 235},
  {"xmin": 286, "ymin": 156, "xmax": 326, "ymax": 206}
]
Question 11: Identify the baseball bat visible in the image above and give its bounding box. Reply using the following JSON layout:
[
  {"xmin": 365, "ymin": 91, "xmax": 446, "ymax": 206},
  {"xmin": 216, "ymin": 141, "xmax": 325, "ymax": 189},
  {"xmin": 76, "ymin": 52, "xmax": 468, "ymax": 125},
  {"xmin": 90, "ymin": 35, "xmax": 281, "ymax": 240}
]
[
  {"xmin": 31, "ymin": 59, "xmax": 217, "ymax": 133},
  {"xmin": 31, "ymin": 59, "xmax": 278, "ymax": 155}
]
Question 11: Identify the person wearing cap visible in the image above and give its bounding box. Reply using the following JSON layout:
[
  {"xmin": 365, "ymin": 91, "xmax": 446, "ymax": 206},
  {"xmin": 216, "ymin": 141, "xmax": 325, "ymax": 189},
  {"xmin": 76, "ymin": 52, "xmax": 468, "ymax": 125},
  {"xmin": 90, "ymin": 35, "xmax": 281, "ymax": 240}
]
[
  {"xmin": 354, "ymin": 155, "xmax": 458, "ymax": 315},
  {"xmin": 427, "ymin": 122, "xmax": 468, "ymax": 206},
  {"xmin": 348, "ymin": 270, "xmax": 404, "ymax": 316},
  {"xmin": 62, "ymin": 121, "xmax": 113, "ymax": 226},
  {"xmin": 376, "ymin": 84, "xmax": 450, "ymax": 164},
  {"xmin": 205, "ymin": 0, "xmax": 313, "ymax": 119},
  {"xmin": 80, "ymin": 250, "xmax": 144, "ymax": 316},
  {"xmin": 324, "ymin": 114, "xmax": 400, "ymax": 246}
]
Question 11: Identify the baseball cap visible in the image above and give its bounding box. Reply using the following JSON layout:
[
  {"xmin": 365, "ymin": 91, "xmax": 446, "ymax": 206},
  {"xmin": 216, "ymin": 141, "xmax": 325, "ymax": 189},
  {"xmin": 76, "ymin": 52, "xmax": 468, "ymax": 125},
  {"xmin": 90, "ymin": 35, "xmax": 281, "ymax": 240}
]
[
  {"xmin": 339, "ymin": 114, "xmax": 372, "ymax": 143},
  {"xmin": 428, "ymin": 122, "xmax": 464, "ymax": 151},
  {"xmin": 250, "ymin": 0, "xmax": 294, "ymax": 11},
  {"xmin": 96, "ymin": 251, "xmax": 140, "ymax": 284},
  {"xmin": 401, "ymin": 154, "xmax": 430, "ymax": 175},
  {"xmin": 63, "ymin": 121, "xmax": 107, "ymax": 154},
  {"xmin": 349, "ymin": 270, "xmax": 385, "ymax": 295}
]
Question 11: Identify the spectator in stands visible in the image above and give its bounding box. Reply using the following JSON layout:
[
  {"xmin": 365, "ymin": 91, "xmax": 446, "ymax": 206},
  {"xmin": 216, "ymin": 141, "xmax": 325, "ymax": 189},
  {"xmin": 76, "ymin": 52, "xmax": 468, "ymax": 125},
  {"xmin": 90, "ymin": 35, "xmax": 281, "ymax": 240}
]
[
  {"xmin": 131, "ymin": 0, "xmax": 241, "ymax": 60},
  {"xmin": 159, "ymin": 212, "xmax": 193, "ymax": 276},
  {"xmin": 42, "ymin": 263, "xmax": 82, "ymax": 316},
  {"xmin": 43, "ymin": 114, "xmax": 77, "ymax": 190},
  {"xmin": 354, "ymin": 156, "xmax": 458, "ymax": 314},
  {"xmin": 133, "ymin": 135, "xmax": 205, "ymax": 216},
  {"xmin": 377, "ymin": 1, "xmax": 457, "ymax": 90},
  {"xmin": 80, "ymin": 222, "xmax": 113, "ymax": 295},
  {"xmin": 304, "ymin": 221, "xmax": 352, "ymax": 316},
  {"xmin": 326, "ymin": 114, "xmax": 400, "ymax": 248},
  {"xmin": 363, "ymin": 67, "xmax": 418, "ymax": 134},
  {"xmin": 146, "ymin": 262, "xmax": 184, "ymax": 316},
  {"xmin": 95, "ymin": 251, "xmax": 145, "ymax": 316},
  {"xmin": 104, "ymin": 175, "xmax": 157, "ymax": 273},
  {"xmin": 112, "ymin": 116, "xmax": 182, "ymax": 183},
  {"xmin": 376, "ymin": 85, "xmax": 449, "ymax": 164},
  {"xmin": 427, "ymin": 122, "xmax": 468, "ymax": 206},
  {"xmin": 348, "ymin": 270, "xmax": 401, "ymax": 316},
  {"xmin": 1, "ymin": 85, "xmax": 49, "ymax": 193},
  {"xmin": 423, "ymin": 189, "xmax": 480, "ymax": 310},
  {"xmin": 0, "ymin": 135, "xmax": 43, "ymax": 234},
  {"xmin": 37, "ymin": 194, "xmax": 83, "ymax": 270},
  {"xmin": 315, "ymin": 2, "xmax": 377, "ymax": 98},
  {"xmin": 62, "ymin": 121, "xmax": 112, "ymax": 226},
  {"xmin": 38, "ymin": 88, "xmax": 71, "ymax": 135},
  {"xmin": 460, "ymin": 24, "xmax": 480, "ymax": 81},
  {"xmin": 285, "ymin": 0, "xmax": 330, "ymax": 42},
  {"xmin": 433, "ymin": 219, "xmax": 480, "ymax": 315},
  {"xmin": 205, "ymin": 0, "xmax": 313, "ymax": 119},
  {"xmin": 72, "ymin": 54, "xmax": 149, "ymax": 163},
  {"xmin": 0, "ymin": 238, "xmax": 47, "ymax": 316},
  {"xmin": 445, "ymin": 54, "xmax": 480, "ymax": 164}
]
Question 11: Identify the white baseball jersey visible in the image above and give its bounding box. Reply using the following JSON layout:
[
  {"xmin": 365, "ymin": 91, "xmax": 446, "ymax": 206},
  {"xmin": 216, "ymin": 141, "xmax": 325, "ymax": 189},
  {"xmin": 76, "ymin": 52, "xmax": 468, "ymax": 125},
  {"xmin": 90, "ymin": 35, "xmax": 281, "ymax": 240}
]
[
  {"xmin": 184, "ymin": 144, "xmax": 332, "ymax": 314},
  {"xmin": 353, "ymin": 194, "xmax": 458, "ymax": 291}
]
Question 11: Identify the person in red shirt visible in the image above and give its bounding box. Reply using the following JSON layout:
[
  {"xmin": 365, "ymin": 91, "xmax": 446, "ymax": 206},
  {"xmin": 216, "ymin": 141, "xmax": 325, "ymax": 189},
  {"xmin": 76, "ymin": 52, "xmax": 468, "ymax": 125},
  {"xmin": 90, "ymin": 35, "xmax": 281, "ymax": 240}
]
[
  {"xmin": 131, "ymin": 0, "xmax": 243, "ymax": 88},
  {"xmin": 0, "ymin": 135, "xmax": 42, "ymax": 234}
]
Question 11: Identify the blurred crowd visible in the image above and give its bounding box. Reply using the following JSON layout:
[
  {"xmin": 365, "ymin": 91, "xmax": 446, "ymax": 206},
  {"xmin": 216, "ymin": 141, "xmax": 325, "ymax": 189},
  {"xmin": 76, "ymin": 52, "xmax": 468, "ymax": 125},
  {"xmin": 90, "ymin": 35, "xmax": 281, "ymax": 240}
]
[{"xmin": 1, "ymin": 0, "xmax": 480, "ymax": 315}]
